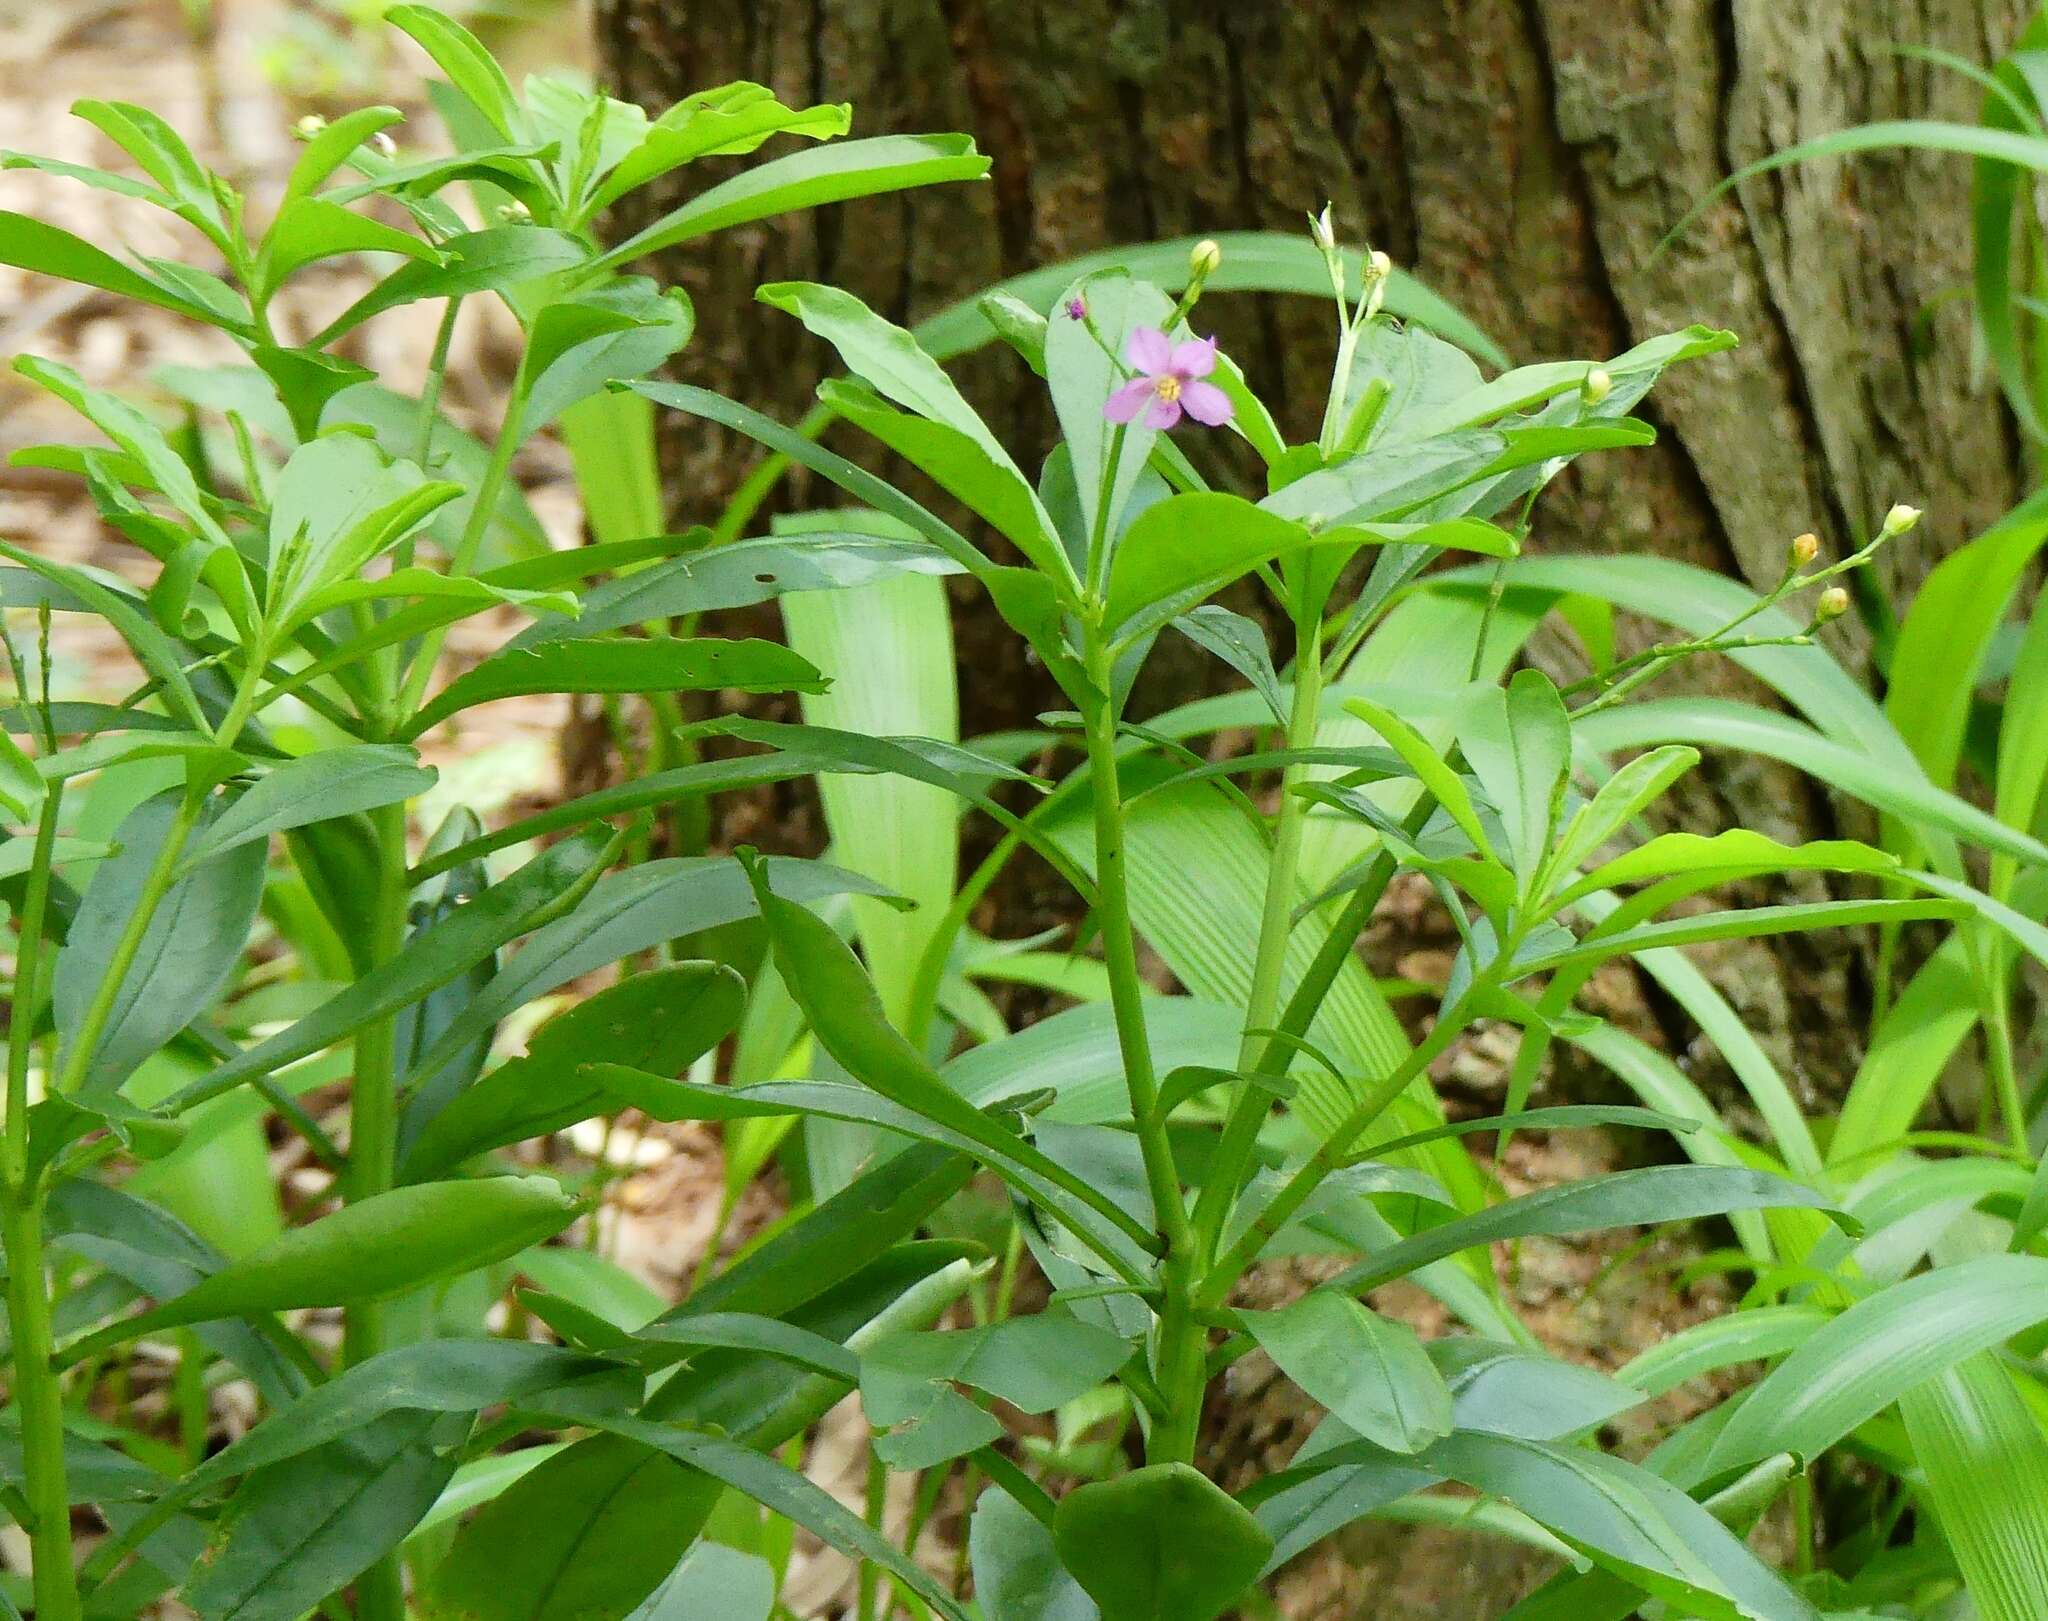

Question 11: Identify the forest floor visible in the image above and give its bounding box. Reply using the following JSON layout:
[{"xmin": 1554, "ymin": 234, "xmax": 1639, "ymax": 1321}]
[{"xmin": 1, "ymin": 5, "xmax": 1768, "ymax": 1616}]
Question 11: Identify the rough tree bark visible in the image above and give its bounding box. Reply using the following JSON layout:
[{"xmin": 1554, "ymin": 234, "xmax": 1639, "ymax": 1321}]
[{"xmin": 591, "ymin": 3, "xmax": 2027, "ymax": 1607}]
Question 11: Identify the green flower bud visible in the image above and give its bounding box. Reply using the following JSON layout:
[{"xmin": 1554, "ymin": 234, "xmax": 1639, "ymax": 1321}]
[
  {"xmin": 1814, "ymin": 586, "xmax": 1850, "ymax": 624},
  {"xmin": 1189, "ymin": 238, "xmax": 1223, "ymax": 278}
]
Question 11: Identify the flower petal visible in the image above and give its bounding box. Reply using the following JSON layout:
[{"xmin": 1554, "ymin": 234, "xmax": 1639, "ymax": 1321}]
[
  {"xmin": 1142, "ymin": 392, "xmax": 1183, "ymax": 430},
  {"xmin": 1104, "ymin": 377, "xmax": 1156, "ymax": 423},
  {"xmin": 1171, "ymin": 335, "xmax": 1218, "ymax": 378},
  {"xmin": 1179, "ymin": 378, "xmax": 1234, "ymax": 426},
  {"xmin": 1126, "ymin": 325, "xmax": 1172, "ymax": 373}
]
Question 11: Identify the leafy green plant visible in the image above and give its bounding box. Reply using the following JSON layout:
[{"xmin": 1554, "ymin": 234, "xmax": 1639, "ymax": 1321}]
[
  {"xmin": 0, "ymin": 9, "xmax": 992, "ymax": 1617},
  {"xmin": 593, "ymin": 223, "xmax": 1964, "ymax": 1617},
  {"xmin": 1577, "ymin": 29, "xmax": 2048, "ymax": 1607},
  {"xmin": 1461, "ymin": 500, "xmax": 2048, "ymax": 1618},
  {"xmin": 8, "ymin": 2, "xmax": 2042, "ymax": 1615}
]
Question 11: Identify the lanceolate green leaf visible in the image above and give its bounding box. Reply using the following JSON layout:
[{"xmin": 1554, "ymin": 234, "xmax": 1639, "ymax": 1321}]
[
  {"xmin": 385, "ymin": 4, "xmax": 525, "ymax": 140},
  {"xmin": 518, "ymin": 531, "xmax": 962, "ymax": 644},
  {"xmin": 0, "ymin": 211, "xmax": 247, "ymax": 332},
  {"xmin": 587, "ymin": 1417, "xmax": 973, "ymax": 1621},
  {"xmin": 185, "ymin": 748, "xmax": 436, "ymax": 867},
  {"xmin": 1422, "ymin": 1432, "xmax": 1817, "ymax": 1621},
  {"xmin": 179, "ymin": 1342, "xmax": 636, "ymax": 1501},
  {"xmin": 1053, "ymin": 1463, "xmax": 1272, "ymax": 1621},
  {"xmin": 55, "ymin": 790, "xmax": 267, "ymax": 1092},
  {"xmin": 1328, "ymin": 1165, "xmax": 1846, "ymax": 1296},
  {"xmin": 598, "ymin": 1072, "xmax": 1153, "ymax": 1279},
  {"xmin": 398, "ymin": 964, "xmax": 746, "ymax": 1182},
  {"xmin": 424, "ymin": 1435, "xmax": 722, "ymax": 1621},
  {"xmin": 741, "ymin": 858, "xmax": 1159, "ymax": 1267},
  {"xmin": 1522, "ymin": 897, "xmax": 1970, "ymax": 976},
  {"xmin": 182, "ymin": 1411, "xmax": 457, "ymax": 1621},
  {"xmin": 597, "ymin": 135, "xmax": 991, "ymax": 268},
  {"xmin": 1705, "ymin": 1254, "xmax": 2048, "ymax": 1474},
  {"xmin": 1898, "ymin": 1355, "xmax": 2048, "ymax": 1621},
  {"xmin": 1241, "ymin": 1292, "xmax": 1452, "ymax": 1454},
  {"xmin": 169, "ymin": 828, "xmax": 616, "ymax": 1111},
  {"xmin": 1555, "ymin": 829, "xmax": 1895, "ymax": 910},
  {"xmin": 58, "ymin": 1178, "xmax": 581, "ymax": 1363},
  {"xmin": 405, "ymin": 637, "xmax": 826, "ymax": 738},
  {"xmin": 399, "ymin": 857, "xmax": 898, "ymax": 1100},
  {"xmin": 1886, "ymin": 490, "xmax": 2048, "ymax": 792}
]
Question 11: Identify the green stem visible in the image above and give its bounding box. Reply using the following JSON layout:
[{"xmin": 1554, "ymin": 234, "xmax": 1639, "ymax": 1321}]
[
  {"xmin": 1197, "ymin": 989, "xmax": 1476, "ymax": 1309},
  {"xmin": 1, "ymin": 1197, "xmax": 78, "ymax": 1620},
  {"xmin": 344, "ymin": 799, "xmax": 412, "ymax": 1621},
  {"xmin": 1981, "ymin": 968, "xmax": 2030, "ymax": 1158},
  {"xmin": 396, "ymin": 393, "xmax": 524, "ymax": 721},
  {"xmin": 413, "ymin": 299, "xmax": 462, "ymax": 470},
  {"xmin": 858, "ymin": 1446, "xmax": 886, "ymax": 1621},
  {"xmin": 1, "ymin": 785, "xmax": 80, "ymax": 1619},
  {"xmin": 53, "ymin": 786, "xmax": 207, "ymax": 1097},
  {"xmin": 1193, "ymin": 602, "xmax": 1324, "ymax": 1260},
  {"xmin": 1080, "ymin": 630, "xmax": 1203, "ymax": 1462}
]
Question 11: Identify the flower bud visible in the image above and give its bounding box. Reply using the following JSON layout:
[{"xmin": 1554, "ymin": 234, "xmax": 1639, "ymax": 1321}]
[
  {"xmin": 1882, "ymin": 502, "xmax": 1922, "ymax": 537},
  {"xmin": 1362, "ymin": 249, "xmax": 1393, "ymax": 319},
  {"xmin": 370, "ymin": 130, "xmax": 398, "ymax": 159},
  {"xmin": 1789, "ymin": 531, "xmax": 1819, "ymax": 568},
  {"xmin": 1581, "ymin": 367, "xmax": 1612, "ymax": 407},
  {"xmin": 496, "ymin": 200, "xmax": 533, "ymax": 223},
  {"xmin": 292, "ymin": 113, "xmax": 327, "ymax": 141},
  {"xmin": 1189, "ymin": 238, "xmax": 1223, "ymax": 278},
  {"xmin": 1813, "ymin": 586, "xmax": 1850, "ymax": 624},
  {"xmin": 1309, "ymin": 204, "xmax": 1336, "ymax": 253}
]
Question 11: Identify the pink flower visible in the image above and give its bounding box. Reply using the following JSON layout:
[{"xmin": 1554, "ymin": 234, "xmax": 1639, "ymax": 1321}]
[{"xmin": 1103, "ymin": 326, "xmax": 1233, "ymax": 430}]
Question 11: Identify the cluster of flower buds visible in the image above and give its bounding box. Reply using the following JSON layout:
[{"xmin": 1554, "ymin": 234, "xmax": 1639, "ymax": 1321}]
[
  {"xmin": 292, "ymin": 112, "xmax": 394, "ymax": 159},
  {"xmin": 1308, "ymin": 203, "xmax": 1392, "ymax": 319}
]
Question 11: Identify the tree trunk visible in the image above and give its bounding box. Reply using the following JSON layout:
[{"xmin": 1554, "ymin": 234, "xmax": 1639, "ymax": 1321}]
[{"xmin": 593, "ymin": 3, "xmax": 2029, "ymax": 1611}]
